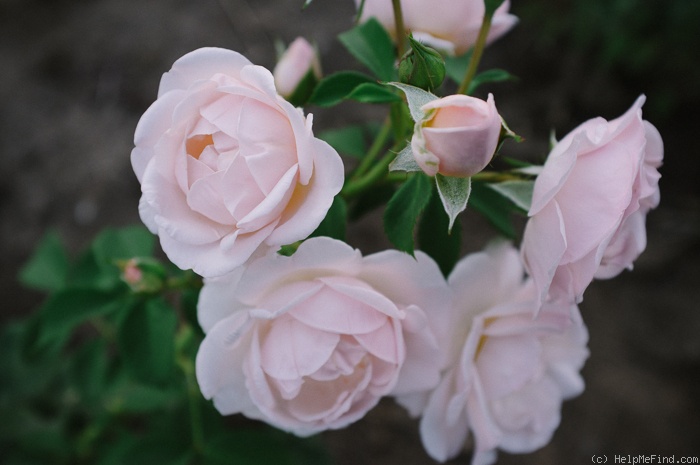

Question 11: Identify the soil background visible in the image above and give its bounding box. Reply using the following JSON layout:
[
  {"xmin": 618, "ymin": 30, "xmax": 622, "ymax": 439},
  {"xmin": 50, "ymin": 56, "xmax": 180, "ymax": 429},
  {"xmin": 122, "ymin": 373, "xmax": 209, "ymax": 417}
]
[{"xmin": 1, "ymin": 0, "xmax": 699, "ymax": 464}]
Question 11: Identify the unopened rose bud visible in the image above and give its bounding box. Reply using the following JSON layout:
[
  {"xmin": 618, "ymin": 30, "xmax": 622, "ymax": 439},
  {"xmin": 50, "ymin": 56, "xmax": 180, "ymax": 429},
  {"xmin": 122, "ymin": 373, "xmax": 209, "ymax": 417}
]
[
  {"xmin": 399, "ymin": 36, "xmax": 446, "ymax": 92},
  {"xmin": 118, "ymin": 257, "xmax": 166, "ymax": 294},
  {"xmin": 412, "ymin": 93, "xmax": 502, "ymax": 177},
  {"xmin": 273, "ymin": 37, "xmax": 322, "ymax": 106}
]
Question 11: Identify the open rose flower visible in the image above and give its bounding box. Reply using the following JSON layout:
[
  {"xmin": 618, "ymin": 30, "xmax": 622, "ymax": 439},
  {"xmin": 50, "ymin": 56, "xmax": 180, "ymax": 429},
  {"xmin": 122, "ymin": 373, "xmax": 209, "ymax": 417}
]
[
  {"xmin": 131, "ymin": 47, "xmax": 344, "ymax": 278},
  {"xmin": 414, "ymin": 243, "xmax": 588, "ymax": 464},
  {"xmin": 195, "ymin": 237, "xmax": 452, "ymax": 436},
  {"xmin": 412, "ymin": 93, "xmax": 501, "ymax": 177},
  {"xmin": 273, "ymin": 37, "xmax": 321, "ymax": 105},
  {"xmin": 356, "ymin": 0, "xmax": 518, "ymax": 55},
  {"xmin": 521, "ymin": 95, "xmax": 663, "ymax": 308}
]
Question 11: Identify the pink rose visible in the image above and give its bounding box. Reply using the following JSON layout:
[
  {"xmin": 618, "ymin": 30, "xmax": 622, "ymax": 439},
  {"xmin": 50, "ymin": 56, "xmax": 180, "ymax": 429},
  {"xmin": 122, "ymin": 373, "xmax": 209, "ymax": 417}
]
[
  {"xmin": 356, "ymin": 0, "xmax": 518, "ymax": 55},
  {"xmin": 521, "ymin": 96, "xmax": 663, "ymax": 307},
  {"xmin": 131, "ymin": 47, "xmax": 344, "ymax": 278},
  {"xmin": 412, "ymin": 93, "xmax": 501, "ymax": 177},
  {"xmin": 273, "ymin": 37, "xmax": 322, "ymax": 100},
  {"xmin": 195, "ymin": 237, "xmax": 452, "ymax": 436},
  {"xmin": 415, "ymin": 243, "xmax": 588, "ymax": 464}
]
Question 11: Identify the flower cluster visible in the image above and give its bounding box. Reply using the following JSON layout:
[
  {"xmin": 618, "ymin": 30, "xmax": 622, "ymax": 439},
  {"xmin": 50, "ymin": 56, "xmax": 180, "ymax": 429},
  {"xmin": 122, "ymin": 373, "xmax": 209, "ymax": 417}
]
[{"xmin": 131, "ymin": 1, "xmax": 663, "ymax": 463}]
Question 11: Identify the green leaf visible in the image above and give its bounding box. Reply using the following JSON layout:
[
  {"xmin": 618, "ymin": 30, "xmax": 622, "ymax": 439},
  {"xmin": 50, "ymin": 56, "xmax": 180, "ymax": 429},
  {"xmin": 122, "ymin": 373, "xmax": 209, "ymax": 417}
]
[
  {"xmin": 118, "ymin": 297, "xmax": 177, "ymax": 385},
  {"xmin": 338, "ymin": 17, "xmax": 396, "ymax": 81},
  {"xmin": 37, "ymin": 288, "xmax": 127, "ymax": 348},
  {"xmin": 384, "ymin": 173, "xmax": 433, "ymax": 255},
  {"xmin": 347, "ymin": 82, "xmax": 402, "ymax": 103},
  {"xmin": 286, "ymin": 68, "xmax": 319, "ymax": 107},
  {"xmin": 484, "ymin": 0, "xmax": 507, "ymax": 15},
  {"xmin": 486, "ymin": 180, "xmax": 534, "ymax": 212},
  {"xmin": 444, "ymin": 51, "xmax": 472, "ymax": 84},
  {"xmin": 105, "ymin": 380, "xmax": 182, "ymax": 413},
  {"xmin": 309, "ymin": 71, "xmax": 375, "ymax": 107},
  {"xmin": 470, "ymin": 181, "xmax": 517, "ymax": 238},
  {"xmin": 204, "ymin": 427, "xmax": 332, "ymax": 465},
  {"xmin": 19, "ymin": 230, "xmax": 70, "ymax": 292},
  {"xmin": 68, "ymin": 226, "xmax": 156, "ymax": 290},
  {"xmin": 418, "ymin": 186, "xmax": 462, "ymax": 277},
  {"xmin": 69, "ymin": 338, "xmax": 110, "ymax": 404},
  {"xmin": 349, "ymin": 183, "xmax": 396, "ymax": 220},
  {"xmin": 311, "ymin": 196, "xmax": 347, "ymax": 241},
  {"xmin": 318, "ymin": 126, "xmax": 367, "ymax": 159},
  {"xmin": 436, "ymin": 174, "xmax": 472, "ymax": 232},
  {"xmin": 467, "ymin": 68, "xmax": 517, "ymax": 94},
  {"xmin": 91, "ymin": 226, "xmax": 155, "ymax": 264},
  {"xmin": 302, "ymin": 0, "xmax": 313, "ymax": 10}
]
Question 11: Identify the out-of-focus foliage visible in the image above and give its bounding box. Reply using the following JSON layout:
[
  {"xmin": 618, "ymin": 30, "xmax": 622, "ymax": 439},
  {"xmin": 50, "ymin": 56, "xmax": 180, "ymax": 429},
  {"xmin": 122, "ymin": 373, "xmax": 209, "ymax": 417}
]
[{"xmin": 520, "ymin": 0, "xmax": 700, "ymax": 117}]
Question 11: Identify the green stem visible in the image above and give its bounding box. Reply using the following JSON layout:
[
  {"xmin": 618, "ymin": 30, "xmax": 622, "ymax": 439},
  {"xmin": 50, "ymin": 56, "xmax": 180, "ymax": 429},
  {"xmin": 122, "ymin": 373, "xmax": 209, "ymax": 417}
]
[
  {"xmin": 176, "ymin": 326, "xmax": 205, "ymax": 455},
  {"xmin": 457, "ymin": 11, "xmax": 493, "ymax": 95},
  {"xmin": 471, "ymin": 170, "xmax": 524, "ymax": 183},
  {"xmin": 391, "ymin": 0, "xmax": 407, "ymax": 56},
  {"xmin": 342, "ymin": 147, "xmax": 399, "ymax": 198},
  {"xmin": 350, "ymin": 116, "xmax": 392, "ymax": 180}
]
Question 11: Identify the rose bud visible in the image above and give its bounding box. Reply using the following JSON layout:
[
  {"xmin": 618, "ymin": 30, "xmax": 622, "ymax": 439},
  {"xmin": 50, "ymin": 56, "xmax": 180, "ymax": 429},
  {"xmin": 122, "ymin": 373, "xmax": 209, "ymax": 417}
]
[
  {"xmin": 411, "ymin": 93, "xmax": 502, "ymax": 177},
  {"xmin": 399, "ymin": 35, "xmax": 446, "ymax": 92},
  {"xmin": 273, "ymin": 37, "xmax": 322, "ymax": 107}
]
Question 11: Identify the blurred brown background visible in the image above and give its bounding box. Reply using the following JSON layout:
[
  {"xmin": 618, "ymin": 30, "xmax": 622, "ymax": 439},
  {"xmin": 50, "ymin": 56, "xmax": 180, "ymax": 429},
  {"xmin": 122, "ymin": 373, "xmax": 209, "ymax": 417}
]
[{"xmin": 1, "ymin": 0, "xmax": 699, "ymax": 463}]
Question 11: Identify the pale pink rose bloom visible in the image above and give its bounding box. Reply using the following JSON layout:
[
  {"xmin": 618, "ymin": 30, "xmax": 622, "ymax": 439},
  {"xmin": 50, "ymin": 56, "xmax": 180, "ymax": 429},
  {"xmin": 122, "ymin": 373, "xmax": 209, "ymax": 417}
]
[
  {"xmin": 521, "ymin": 96, "xmax": 663, "ymax": 307},
  {"xmin": 356, "ymin": 0, "xmax": 518, "ymax": 55},
  {"xmin": 273, "ymin": 37, "xmax": 322, "ymax": 99},
  {"xmin": 412, "ymin": 93, "xmax": 501, "ymax": 177},
  {"xmin": 414, "ymin": 243, "xmax": 588, "ymax": 464},
  {"xmin": 195, "ymin": 237, "xmax": 452, "ymax": 436},
  {"xmin": 131, "ymin": 47, "xmax": 344, "ymax": 278}
]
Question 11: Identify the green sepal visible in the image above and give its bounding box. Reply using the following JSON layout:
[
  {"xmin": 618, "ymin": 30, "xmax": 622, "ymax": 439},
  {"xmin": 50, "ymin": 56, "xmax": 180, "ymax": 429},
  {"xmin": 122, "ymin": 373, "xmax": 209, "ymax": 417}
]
[{"xmin": 435, "ymin": 174, "xmax": 472, "ymax": 232}]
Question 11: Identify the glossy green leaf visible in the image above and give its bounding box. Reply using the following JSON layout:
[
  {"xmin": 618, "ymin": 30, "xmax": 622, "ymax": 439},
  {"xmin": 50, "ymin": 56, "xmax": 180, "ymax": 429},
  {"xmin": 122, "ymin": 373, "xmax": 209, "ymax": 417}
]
[
  {"xmin": 286, "ymin": 68, "xmax": 319, "ymax": 107},
  {"xmin": 19, "ymin": 230, "xmax": 70, "ymax": 292},
  {"xmin": 384, "ymin": 173, "xmax": 433, "ymax": 255},
  {"xmin": 309, "ymin": 71, "xmax": 375, "ymax": 107},
  {"xmin": 338, "ymin": 17, "xmax": 396, "ymax": 81},
  {"xmin": 467, "ymin": 68, "xmax": 517, "ymax": 94},
  {"xmin": 346, "ymin": 82, "xmax": 402, "ymax": 103}
]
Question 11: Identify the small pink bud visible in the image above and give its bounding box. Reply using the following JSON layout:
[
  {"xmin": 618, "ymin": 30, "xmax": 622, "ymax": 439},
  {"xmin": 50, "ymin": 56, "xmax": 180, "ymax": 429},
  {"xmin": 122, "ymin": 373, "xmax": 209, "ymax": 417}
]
[
  {"xmin": 412, "ymin": 93, "xmax": 502, "ymax": 177},
  {"xmin": 273, "ymin": 37, "xmax": 321, "ymax": 99}
]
